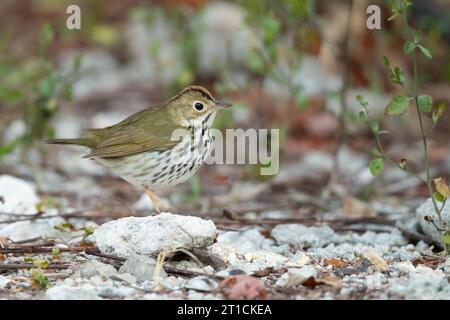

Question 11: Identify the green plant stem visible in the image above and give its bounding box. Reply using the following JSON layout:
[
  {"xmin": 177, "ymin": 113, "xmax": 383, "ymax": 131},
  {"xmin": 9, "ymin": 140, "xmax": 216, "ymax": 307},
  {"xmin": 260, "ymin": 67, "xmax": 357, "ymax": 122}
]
[
  {"xmin": 402, "ymin": 9, "xmax": 447, "ymax": 230},
  {"xmin": 374, "ymin": 133, "xmax": 426, "ymax": 183}
]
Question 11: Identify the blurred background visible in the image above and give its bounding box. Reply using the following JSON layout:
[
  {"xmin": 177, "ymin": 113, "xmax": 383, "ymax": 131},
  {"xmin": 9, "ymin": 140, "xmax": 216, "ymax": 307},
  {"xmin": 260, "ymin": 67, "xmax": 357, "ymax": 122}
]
[{"xmin": 0, "ymin": 0, "xmax": 449, "ymax": 221}]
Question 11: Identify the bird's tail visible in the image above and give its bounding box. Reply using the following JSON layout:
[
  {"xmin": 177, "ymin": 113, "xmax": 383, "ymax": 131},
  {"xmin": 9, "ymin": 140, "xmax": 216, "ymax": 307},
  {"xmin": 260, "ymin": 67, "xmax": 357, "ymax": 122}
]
[{"xmin": 45, "ymin": 138, "xmax": 90, "ymax": 146}]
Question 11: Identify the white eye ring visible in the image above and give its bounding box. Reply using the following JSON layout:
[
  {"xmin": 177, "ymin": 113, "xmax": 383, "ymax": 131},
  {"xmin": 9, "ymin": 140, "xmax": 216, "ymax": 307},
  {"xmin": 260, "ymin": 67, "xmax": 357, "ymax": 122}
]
[{"xmin": 193, "ymin": 101, "xmax": 204, "ymax": 111}]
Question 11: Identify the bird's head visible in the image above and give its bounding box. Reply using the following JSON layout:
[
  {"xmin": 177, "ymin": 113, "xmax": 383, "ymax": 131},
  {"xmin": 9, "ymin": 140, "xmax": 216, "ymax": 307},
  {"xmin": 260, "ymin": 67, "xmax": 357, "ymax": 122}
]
[{"xmin": 166, "ymin": 85, "xmax": 232, "ymax": 126}]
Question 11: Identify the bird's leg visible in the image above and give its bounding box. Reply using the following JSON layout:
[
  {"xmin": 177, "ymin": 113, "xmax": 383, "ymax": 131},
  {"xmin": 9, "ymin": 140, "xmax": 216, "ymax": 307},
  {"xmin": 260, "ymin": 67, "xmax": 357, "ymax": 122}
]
[{"xmin": 144, "ymin": 187, "xmax": 161, "ymax": 214}]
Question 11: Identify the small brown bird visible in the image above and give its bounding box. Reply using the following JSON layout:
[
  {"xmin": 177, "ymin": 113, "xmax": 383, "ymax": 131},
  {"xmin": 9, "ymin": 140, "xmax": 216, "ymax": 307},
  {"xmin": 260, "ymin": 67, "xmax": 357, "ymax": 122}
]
[{"xmin": 47, "ymin": 86, "xmax": 232, "ymax": 212}]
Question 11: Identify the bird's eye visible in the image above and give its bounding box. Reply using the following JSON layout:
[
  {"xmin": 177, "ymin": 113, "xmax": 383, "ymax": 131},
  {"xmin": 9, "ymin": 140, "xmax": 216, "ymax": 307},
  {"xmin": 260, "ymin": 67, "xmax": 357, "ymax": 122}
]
[{"xmin": 194, "ymin": 102, "xmax": 204, "ymax": 111}]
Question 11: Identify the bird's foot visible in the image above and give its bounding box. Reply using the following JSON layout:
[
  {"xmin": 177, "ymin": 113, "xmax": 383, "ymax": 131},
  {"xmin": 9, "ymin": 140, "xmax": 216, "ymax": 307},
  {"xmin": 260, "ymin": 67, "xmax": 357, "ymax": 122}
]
[{"xmin": 144, "ymin": 187, "xmax": 173, "ymax": 215}]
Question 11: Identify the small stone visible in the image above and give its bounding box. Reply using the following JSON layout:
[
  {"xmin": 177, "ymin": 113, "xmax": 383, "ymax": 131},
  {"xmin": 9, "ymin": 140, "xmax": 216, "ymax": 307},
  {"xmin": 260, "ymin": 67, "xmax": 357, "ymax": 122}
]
[
  {"xmin": 0, "ymin": 217, "xmax": 66, "ymax": 242},
  {"xmin": 391, "ymin": 261, "xmax": 416, "ymax": 274},
  {"xmin": 119, "ymin": 254, "xmax": 165, "ymax": 283},
  {"xmin": 272, "ymin": 224, "xmax": 339, "ymax": 248},
  {"xmin": 214, "ymin": 229, "xmax": 279, "ymax": 254},
  {"xmin": 216, "ymin": 270, "xmax": 230, "ymax": 278},
  {"xmin": 285, "ymin": 252, "xmax": 311, "ymax": 267},
  {"xmin": 0, "ymin": 175, "xmax": 40, "ymax": 215},
  {"xmin": 0, "ymin": 275, "xmax": 9, "ymax": 288},
  {"xmin": 184, "ymin": 276, "xmax": 218, "ymax": 292},
  {"xmin": 443, "ymin": 258, "xmax": 450, "ymax": 274},
  {"xmin": 203, "ymin": 265, "xmax": 215, "ymax": 275},
  {"xmin": 98, "ymin": 286, "xmax": 135, "ymax": 298},
  {"xmin": 417, "ymin": 198, "xmax": 450, "ymax": 246},
  {"xmin": 365, "ymin": 274, "xmax": 387, "ymax": 290},
  {"xmin": 276, "ymin": 266, "xmax": 317, "ymax": 287},
  {"xmin": 111, "ymin": 273, "xmax": 137, "ymax": 285},
  {"xmin": 93, "ymin": 213, "xmax": 217, "ymax": 257},
  {"xmin": 388, "ymin": 266, "xmax": 450, "ymax": 299},
  {"xmin": 80, "ymin": 260, "xmax": 117, "ymax": 278},
  {"xmin": 158, "ymin": 276, "xmax": 182, "ymax": 291},
  {"xmin": 44, "ymin": 284, "xmax": 100, "ymax": 300}
]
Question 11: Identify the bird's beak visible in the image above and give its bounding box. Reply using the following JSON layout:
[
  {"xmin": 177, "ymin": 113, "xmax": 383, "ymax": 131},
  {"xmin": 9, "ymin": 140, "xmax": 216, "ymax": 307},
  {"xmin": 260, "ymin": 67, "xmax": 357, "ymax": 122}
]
[{"xmin": 214, "ymin": 100, "xmax": 233, "ymax": 109}]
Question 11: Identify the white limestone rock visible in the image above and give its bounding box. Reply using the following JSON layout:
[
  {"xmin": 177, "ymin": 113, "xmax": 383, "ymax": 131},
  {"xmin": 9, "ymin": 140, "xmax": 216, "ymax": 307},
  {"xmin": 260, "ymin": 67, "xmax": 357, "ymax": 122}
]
[
  {"xmin": 416, "ymin": 198, "xmax": 450, "ymax": 246},
  {"xmin": 93, "ymin": 212, "xmax": 217, "ymax": 257}
]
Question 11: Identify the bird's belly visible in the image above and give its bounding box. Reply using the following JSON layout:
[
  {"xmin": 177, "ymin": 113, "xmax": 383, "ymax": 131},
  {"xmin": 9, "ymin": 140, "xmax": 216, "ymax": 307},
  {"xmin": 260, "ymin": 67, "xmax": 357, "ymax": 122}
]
[{"xmin": 96, "ymin": 136, "xmax": 213, "ymax": 189}]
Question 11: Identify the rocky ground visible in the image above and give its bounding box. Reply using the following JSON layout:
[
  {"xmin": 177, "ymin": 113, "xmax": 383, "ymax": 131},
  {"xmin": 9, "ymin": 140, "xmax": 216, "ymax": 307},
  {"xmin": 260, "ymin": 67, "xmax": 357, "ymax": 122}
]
[
  {"xmin": 1, "ymin": 170, "xmax": 449, "ymax": 300},
  {"xmin": 1, "ymin": 1, "xmax": 450, "ymax": 300}
]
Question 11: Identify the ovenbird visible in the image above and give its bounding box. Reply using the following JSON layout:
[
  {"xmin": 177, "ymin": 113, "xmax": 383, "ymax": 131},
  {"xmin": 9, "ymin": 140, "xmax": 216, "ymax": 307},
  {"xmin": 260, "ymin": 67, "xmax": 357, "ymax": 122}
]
[{"xmin": 47, "ymin": 86, "xmax": 232, "ymax": 212}]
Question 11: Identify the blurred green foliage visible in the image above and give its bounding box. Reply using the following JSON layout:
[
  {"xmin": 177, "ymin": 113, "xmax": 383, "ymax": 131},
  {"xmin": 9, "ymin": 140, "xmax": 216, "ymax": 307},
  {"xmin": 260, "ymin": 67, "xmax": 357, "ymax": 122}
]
[{"xmin": 0, "ymin": 22, "xmax": 80, "ymax": 160}]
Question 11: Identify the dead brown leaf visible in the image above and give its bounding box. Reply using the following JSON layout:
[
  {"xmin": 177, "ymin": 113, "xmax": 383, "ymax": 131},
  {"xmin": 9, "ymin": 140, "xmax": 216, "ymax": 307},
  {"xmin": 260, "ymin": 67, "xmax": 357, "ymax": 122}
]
[
  {"xmin": 433, "ymin": 178, "xmax": 450, "ymax": 198},
  {"xmin": 363, "ymin": 250, "xmax": 389, "ymax": 272},
  {"xmin": 319, "ymin": 274, "xmax": 342, "ymax": 287},
  {"xmin": 259, "ymin": 229, "xmax": 272, "ymax": 239},
  {"xmin": 0, "ymin": 236, "xmax": 9, "ymax": 247},
  {"xmin": 324, "ymin": 258, "xmax": 349, "ymax": 268},
  {"xmin": 301, "ymin": 277, "xmax": 322, "ymax": 287},
  {"xmin": 344, "ymin": 197, "xmax": 377, "ymax": 218}
]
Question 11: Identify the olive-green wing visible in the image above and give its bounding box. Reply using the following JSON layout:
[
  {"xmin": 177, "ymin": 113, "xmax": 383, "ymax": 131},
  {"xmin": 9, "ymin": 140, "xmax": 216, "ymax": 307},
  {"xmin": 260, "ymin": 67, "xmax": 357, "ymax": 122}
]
[{"xmin": 84, "ymin": 107, "xmax": 182, "ymax": 158}]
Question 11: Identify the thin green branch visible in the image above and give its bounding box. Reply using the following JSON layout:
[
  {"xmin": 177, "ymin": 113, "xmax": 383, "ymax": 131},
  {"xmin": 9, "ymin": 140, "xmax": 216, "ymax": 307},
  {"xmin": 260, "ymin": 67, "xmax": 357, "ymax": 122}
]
[
  {"xmin": 374, "ymin": 133, "xmax": 426, "ymax": 184},
  {"xmin": 401, "ymin": 7, "xmax": 447, "ymax": 230}
]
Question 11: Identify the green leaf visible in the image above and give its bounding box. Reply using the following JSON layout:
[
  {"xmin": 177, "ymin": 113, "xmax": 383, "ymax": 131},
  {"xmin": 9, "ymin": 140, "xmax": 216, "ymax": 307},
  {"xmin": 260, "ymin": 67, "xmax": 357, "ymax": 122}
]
[
  {"xmin": 295, "ymin": 91, "xmax": 310, "ymax": 111},
  {"xmin": 414, "ymin": 30, "xmax": 422, "ymax": 43},
  {"xmin": 356, "ymin": 94, "xmax": 368, "ymax": 108},
  {"xmin": 72, "ymin": 54, "xmax": 83, "ymax": 72},
  {"xmin": 384, "ymin": 95, "xmax": 410, "ymax": 116},
  {"xmin": 39, "ymin": 77, "xmax": 56, "ymax": 98},
  {"xmin": 392, "ymin": 1, "xmax": 399, "ymax": 11},
  {"xmin": 382, "ymin": 55, "xmax": 391, "ymax": 68},
  {"xmin": 371, "ymin": 148, "xmax": 383, "ymax": 158},
  {"xmin": 83, "ymin": 225, "xmax": 96, "ymax": 237},
  {"xmin": 418, "ymin": 95, "xmax": 433, "ymax": 113},
  {"xmin": 433, "ymin": 102, "xmax": 447, "ymax": 123},
  {"xmin": 433, "ymin": 191, "xmax": 446, "ymax": 203},
  {"xmin": 51, "ymin": 247, "xmax": 61, "ymax": 258},
  {"xmin": 0, "ymin": 139, "xmax": 20, "ymax": 159},
  {"xmin": 387, "ymin": 13, "xmax": 398, "ymax": 21},
  {"xmin": 39, "ymin": 22, "xmax": 54, "ymax": 50},
  {"xmin": 31, "ymin": 269, "xmax": 52, "ymax": 288},
  {"xmin": 262, "ymin": 16, "xmax": 281, "ymax": 43},
  {"xmin": 371, "ymin": 120, "xmax": 379, "ymax": 133},
  {"xmin": 418, "ymin": 45, "xmax": 432, "ymax": 59},
  {"xmin": 392, "ymin": 67, "xmax": 405, "ymax": 85},
  {"xmin": 443, "ymin": 232, "xmax": 450, "ymax": 245},
  {"xmin": 369, "ymin": 158, "xmax": 384, "ymax": 176},
  {"xmin": 403, "ymin": 41, "xmax": 416, "ymax": 54},
  {"xmin": 248, "ymin": 50, "xmax": 265, "ymax": 74},
  {"xmin": 358, "ymin": 111, "xmax": 368, "ymax": 123}
]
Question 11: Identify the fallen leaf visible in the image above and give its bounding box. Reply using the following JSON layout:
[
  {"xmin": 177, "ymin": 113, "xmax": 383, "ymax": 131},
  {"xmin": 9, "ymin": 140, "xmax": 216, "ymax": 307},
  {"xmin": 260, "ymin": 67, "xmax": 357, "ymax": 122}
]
[
  {"xmin": 295, "ymin": 275, "xmax": 341, "ymax": 288},
  {"xmin": 0, "ymin": 236, "xmax": 9, "ymax": 246},
  {"xmin": 344, "ymin": 197, "xmax": 377, "ymax": 218},
  {"xmin": 191, "ymin": 248, "xmax": 226, "ymax": 271},
  {"xmin": 324, "ymin": 258, "xmax": 349, "ymax": 268},
  {"xmin": 221, "ymin": 275, "xmax": 267, "ymax": 299},
  {"xmin": 433, "ymin": 178, "xmax": 450, "ymax": 199},
  {"xmin": 301, "ymin": 277, "xmax": 322, "ymax": 287},
  {"xmin": 363, "ymin": 250, "xmax": 389, "ymax": 272},
  {"xmin": 252, "ymin": 267, "xmax": 274, "ymax": 277},
  {"xmin": 413, "ymin": 257, "xmax": 443, "ymax": 268},
  {"xmin": 319, "ymin": 274, "xmax": 341, "ymax": 287},
  {"xmin": 260, "ymin": 229, "xmax": 272, "ymax": 239}
]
